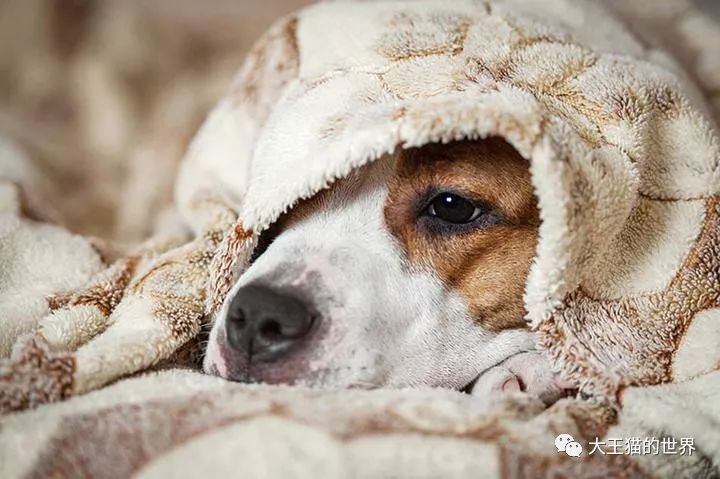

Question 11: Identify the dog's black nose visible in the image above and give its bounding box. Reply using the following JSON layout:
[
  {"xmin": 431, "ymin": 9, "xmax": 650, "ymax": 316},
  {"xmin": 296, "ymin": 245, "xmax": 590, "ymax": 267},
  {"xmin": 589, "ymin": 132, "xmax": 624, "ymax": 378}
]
[{"xmin": 225, "ymin": 285, "xmax": 315, "ymax": 361}]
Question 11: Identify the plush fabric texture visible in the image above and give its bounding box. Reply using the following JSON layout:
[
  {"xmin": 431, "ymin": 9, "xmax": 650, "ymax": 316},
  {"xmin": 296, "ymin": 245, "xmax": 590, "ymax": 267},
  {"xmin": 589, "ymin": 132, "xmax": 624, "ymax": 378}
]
[
  {"xmin": 1, "ymin": 0, "xmax": 720, "ymax": 477},
  {"xmin": 2, "ymin": 369, "xmax": 719, "ymax": 478},
  {"xmin": 0, "ymin": 370, "xmax": 633, "ymax": 478}
]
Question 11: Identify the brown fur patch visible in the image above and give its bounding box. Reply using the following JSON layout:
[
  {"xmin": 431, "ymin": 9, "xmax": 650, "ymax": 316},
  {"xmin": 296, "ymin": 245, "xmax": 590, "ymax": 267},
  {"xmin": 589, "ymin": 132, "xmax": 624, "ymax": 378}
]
[{"xmin": 384, "ymin": 139, "xmax": 539, "ymax": 331}]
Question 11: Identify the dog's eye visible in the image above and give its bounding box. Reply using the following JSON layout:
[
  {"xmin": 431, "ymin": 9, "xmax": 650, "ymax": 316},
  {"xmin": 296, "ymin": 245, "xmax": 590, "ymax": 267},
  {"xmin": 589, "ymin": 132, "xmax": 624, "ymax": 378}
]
[{"xmin": 426, "ymin": 193, "xmax": 482, "ymax": 223}]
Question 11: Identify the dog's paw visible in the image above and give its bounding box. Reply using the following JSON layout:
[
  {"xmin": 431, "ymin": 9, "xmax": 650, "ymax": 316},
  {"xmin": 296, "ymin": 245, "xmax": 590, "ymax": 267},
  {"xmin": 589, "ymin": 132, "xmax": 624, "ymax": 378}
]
[{"xmin": 469, "ymin": 351, "xmax": 576, "ymax": 407}]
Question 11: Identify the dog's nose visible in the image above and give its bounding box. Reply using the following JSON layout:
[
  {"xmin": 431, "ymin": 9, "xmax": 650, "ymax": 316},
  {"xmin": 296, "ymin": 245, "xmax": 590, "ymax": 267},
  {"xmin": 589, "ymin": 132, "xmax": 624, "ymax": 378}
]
[{"xmin": 225, "ymin": 285, "xmax": 315, "ymax": 361}]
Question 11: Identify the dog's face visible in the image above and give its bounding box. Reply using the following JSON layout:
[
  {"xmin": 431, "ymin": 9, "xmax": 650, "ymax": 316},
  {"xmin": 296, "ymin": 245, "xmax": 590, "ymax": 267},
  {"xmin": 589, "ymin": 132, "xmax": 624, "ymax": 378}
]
[{"xmin": 204, "ymin": 139, "xmax": 540, "ymax": 391}]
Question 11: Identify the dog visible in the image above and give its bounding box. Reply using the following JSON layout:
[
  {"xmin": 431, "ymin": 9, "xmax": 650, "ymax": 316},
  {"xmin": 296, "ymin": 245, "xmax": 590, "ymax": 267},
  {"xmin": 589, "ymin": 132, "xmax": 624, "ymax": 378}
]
[{"xmin": 204, "ymin": 138, "xmax": 572, "ymax": 405}]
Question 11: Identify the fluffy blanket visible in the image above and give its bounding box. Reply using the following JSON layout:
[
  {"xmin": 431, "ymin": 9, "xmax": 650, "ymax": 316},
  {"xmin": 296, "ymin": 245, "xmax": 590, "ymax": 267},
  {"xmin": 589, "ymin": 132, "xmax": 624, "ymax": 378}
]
[{"xmin": 2, "ymin": 0, "xmax": 720, "ymax": 477}]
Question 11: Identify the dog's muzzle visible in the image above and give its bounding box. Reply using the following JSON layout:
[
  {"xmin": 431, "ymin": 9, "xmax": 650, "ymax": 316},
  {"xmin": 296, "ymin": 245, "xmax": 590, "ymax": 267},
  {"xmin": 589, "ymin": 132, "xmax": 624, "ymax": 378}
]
[{"xmin": 224, "ymin": 284, "xmax": 317, "ymax": 363}]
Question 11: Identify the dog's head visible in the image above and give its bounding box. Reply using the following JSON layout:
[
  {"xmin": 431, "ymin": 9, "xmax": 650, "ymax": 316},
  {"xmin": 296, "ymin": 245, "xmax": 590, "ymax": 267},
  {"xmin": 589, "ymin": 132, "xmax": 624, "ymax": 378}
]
[{"xmin": 204, "ymin": 138, "xmax": 539, "ymax": 390}]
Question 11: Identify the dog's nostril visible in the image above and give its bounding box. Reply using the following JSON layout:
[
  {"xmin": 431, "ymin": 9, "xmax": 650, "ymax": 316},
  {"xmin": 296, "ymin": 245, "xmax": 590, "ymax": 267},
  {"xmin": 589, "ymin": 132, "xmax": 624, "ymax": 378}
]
[
  {"xmin": 259, "ymin": 320, "xmax": 283, "ymax": 341},
  {"xmin": 228, "ymin": 311, "xmax": 246, "ymax": 328},
  {"xmin": 225, "ymin": 284, "xmax": 316, "ymax": 361}
]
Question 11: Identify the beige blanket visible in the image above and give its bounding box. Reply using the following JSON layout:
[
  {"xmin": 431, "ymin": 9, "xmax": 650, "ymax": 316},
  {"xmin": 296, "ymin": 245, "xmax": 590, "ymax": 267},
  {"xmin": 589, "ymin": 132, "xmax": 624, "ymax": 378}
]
[{"xmin": 2, "ymin": 0, "xmax": 720, "ymax": 477}]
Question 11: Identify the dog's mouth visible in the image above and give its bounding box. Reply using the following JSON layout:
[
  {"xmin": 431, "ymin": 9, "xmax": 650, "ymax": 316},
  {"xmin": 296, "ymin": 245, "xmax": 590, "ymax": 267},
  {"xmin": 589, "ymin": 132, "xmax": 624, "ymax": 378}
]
[
  {"xmin": 460, "ymin": 376, "xmax": 481, "ymax": 394},
  {"xmin": 459, "ymin": 371, "xmax": 526, "ymax": 396},
  {"xmin": 459, "ymin": 362, "xmax": 511, "ymax": 395}
]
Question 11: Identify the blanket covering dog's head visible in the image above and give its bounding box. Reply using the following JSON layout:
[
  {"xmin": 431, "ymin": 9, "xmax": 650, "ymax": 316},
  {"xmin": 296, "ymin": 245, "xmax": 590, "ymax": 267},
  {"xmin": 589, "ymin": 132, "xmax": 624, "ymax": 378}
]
[{"xmin": 176, "ymin": 0, "xmax": 720, "ymax": 399}]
